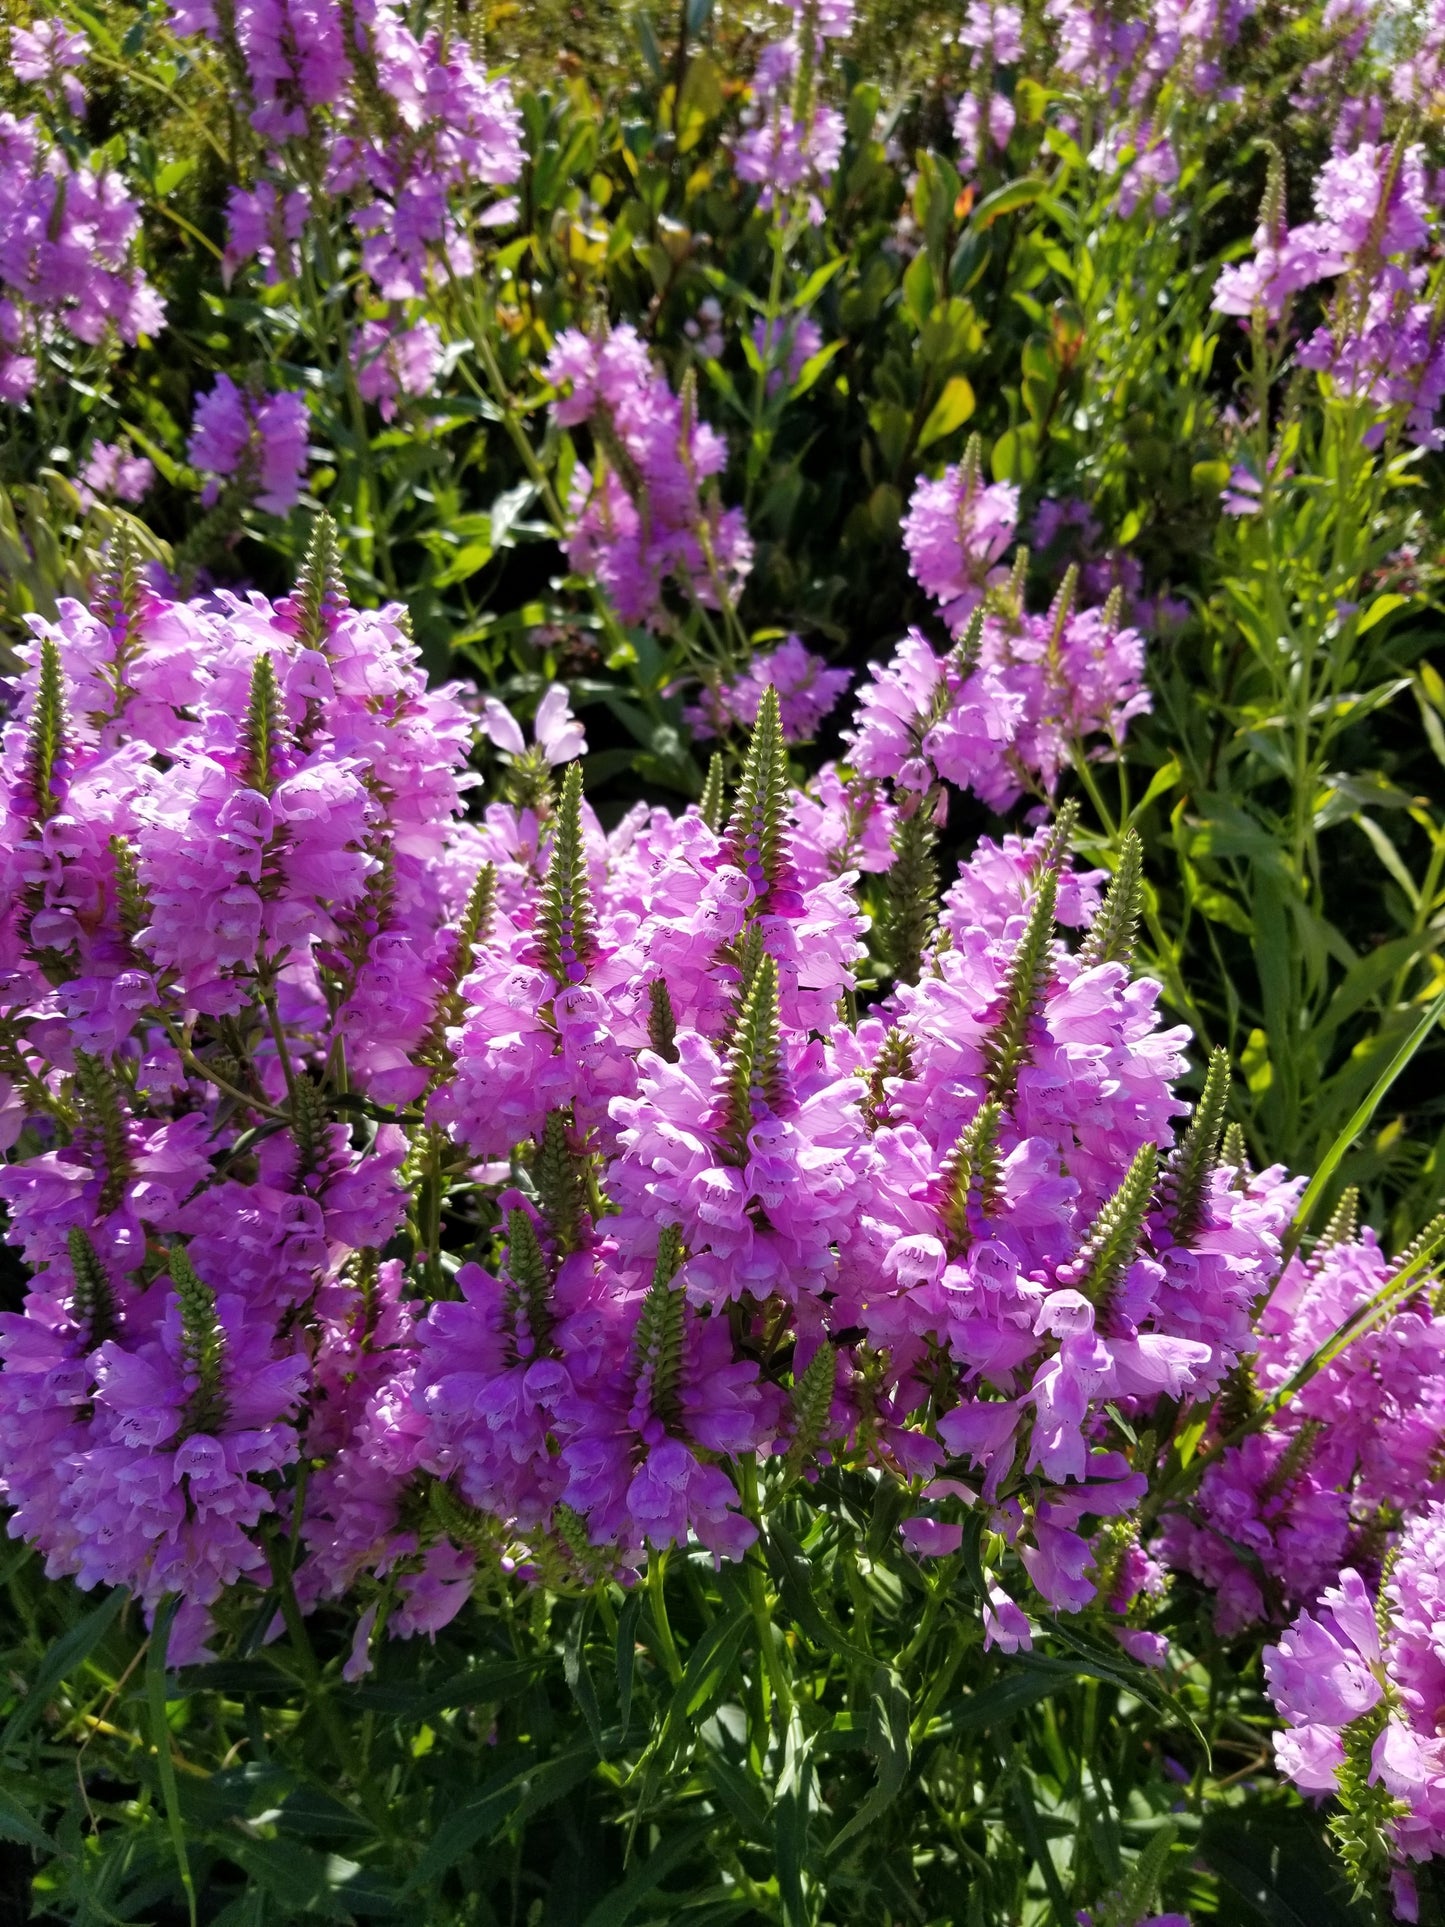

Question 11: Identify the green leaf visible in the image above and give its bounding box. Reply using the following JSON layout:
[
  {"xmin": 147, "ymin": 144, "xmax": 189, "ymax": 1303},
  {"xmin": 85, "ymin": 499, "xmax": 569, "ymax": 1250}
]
[
  {"xmin": 902, "ymin": 250, "xmax": 937, "ymax": 327},
  {"xmin": 1356, "ymin": 592, "xmax": 1409, "ymax": 635},
  {"xmin": 929, "ymin": 1668, "xmax": 1063, "ymax": 1737},
  {"xmin": 916, "ymin": 375, "xmax": 976, "ymax": 450},
  {"xmin": 565, "ymin": 1603, "xmax": 606, "ymax": 1757},
  {"xmin": 827, "ymin": 1666, "xmax": 912, "ymax": 1856},
  {"xmin": 579, "ymin": 1821, "xmax": 712, "ymax": 1927},
  {"xmin": 2, "ymin": 1586, "xmax": 127, "ymax": 1752},
  {"xmin": 402, "ymin": 1745, "xmax": 597, "ymax": 1895},
  {"xmin": 1287, "ymin": 984, "xmax": 1445, "ymax": 1254},
  {"xmin": 219, "ymin": 1836, "xmax": 392, "ymax": 1918},
  {"xmin": 147, "ymin": 1596, "xmax": 197, "ymax": 1927},
  {"xmin": 793, "ymin": 257, "xmax": 848, "ymax": 309},
  {"xmin": 338, "ymin": 1656, "xmax": 547, "ymax": 1721},
  {"xmin": 1128, "ymin": 757, "xmax": 1182, "ymax": 820},
  {"xmin": 432, "ymin": 539, "xmax": 494, "ymax": 588},
  {"xmin": 676, "ymin": 53, "xmax": 725, "ymax": 151},
  {"xmin": 1198, "ymin": 1810, "xmax": 1372, "ymax": 1926},
  {"xmin": 0, "ymin": 1785, "xmax": 52, "ymax": 1854},
  {"xmin": 773, "ymin": 1708, "xmax": 816, "ymax": 1927},
  {"xmin": 615, "ymin": 1589, "xmax": 643, "ymax": 1737},
  {"xmin": 972, "ymin": 177, "xmax": 1048, "ymax": 225},
  {"xmin": 155, "ymin": 158, "xmax": 196, "ymax": 196},
  {"xmin": 699, "ymin": 1731, "xmax": 771, "ymax": 1840},
  {"xmin": 788, "ymin": 338, "xmax": 845, "ymax": 402},
  {"xmin": 765, "ymin": 1524, "xmax": 874, "ymax": 1666},
  {"xmin": 402, "ymin": 1767, "xmax": 524, "ymax": 1895}
]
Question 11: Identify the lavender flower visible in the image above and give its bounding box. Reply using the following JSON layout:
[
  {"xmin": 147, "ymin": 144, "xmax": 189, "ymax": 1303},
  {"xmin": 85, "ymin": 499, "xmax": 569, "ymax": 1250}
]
[{"xmin": 188, "ymin": 375, "xmax": 310, "ymax": 514}]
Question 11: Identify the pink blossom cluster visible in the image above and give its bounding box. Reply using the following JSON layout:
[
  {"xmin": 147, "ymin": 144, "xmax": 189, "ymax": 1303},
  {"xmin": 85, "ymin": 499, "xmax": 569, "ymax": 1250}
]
[
  {"xmin": 951, "ymin": 2, "xmax": 1021, "ymax": 173},
  {"xmin": 734, "ymin": 4, "xmax": 852, "ymax": 218},
  {"xmin": 1145, "ymin": 1192, "xmax": 1445, "ymax": 1914},
  {"xmin": 546, "ymin": 324, "xmax": 753, "ymax": 626},
  {"xmin": 1265, "ymin": 1512, "xmax": 1445, "ymax": 1923},
  {"xmin": 0, "ymin": 536, "xmax": 485, "ymax": 1657},
  {"xmin": 685, "ymin": 635, "xmax": 851, "ymax": 743},
  {"xmin": 1214, "ymin": 141, "xmax": 1445, "ymax": 448},
  {"xmin": 188, "ymin": 374, "xmax": 311, "ymax": 516},
  {"xmin": 0, "ymin": 546, "xmax": 1300, "ymax": 1675},
  {"xmin": 11, "ymin": 20, "xmax": 89, "ymax": 116},
  {"xmin": 168, "ymin": 0, "xmax": 522, "ymax": 419},
  {"xmin": 857, "ymin": 465, "xmax": 1150, "ymax": 809},
  {"xmin": 76, "ymin": 441, "xmax": 155, "ymax": 512},
  {"xmin": 0, "ymin": 109, "xmax": 164, "ymax": 404},
  {"xmin": 948, "ymin": 0, "xmax": 1252, "ymax": 210},
  {"xmin": 1157, "ymin": 1227, "xmax": 1445, "ymax": 1633}
]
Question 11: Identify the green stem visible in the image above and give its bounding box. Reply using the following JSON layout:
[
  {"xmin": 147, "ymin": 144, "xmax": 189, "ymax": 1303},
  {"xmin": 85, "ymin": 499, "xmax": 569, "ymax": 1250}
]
[
  {"xmin": 262, "ymin": 1533, "xmax": 398, "ymax": 1844},
  {"xmin": 645, "ymin": 1551, "xmax": 683, "ymax": 1686}
]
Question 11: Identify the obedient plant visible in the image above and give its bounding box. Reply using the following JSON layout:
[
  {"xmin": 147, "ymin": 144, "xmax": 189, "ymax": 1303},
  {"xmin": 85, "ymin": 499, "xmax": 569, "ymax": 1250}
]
[
  {"xmin": 5, "ymin": 526, "xmax": 1445, "ymax": 1919},
  {"xmin": 7, "ymin": 1, "xmax": 1445, "ymax": 1918},
  {"xmin": 0, "ymin": 528, "xmax": 1248, "ymax": 1659}
]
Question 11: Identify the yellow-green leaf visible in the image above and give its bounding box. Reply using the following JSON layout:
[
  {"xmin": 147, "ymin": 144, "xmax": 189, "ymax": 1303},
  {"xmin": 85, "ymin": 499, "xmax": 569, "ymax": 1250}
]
[{"xmin": 917, "ymin": 376, "xmax": 976, "ymax": 449}]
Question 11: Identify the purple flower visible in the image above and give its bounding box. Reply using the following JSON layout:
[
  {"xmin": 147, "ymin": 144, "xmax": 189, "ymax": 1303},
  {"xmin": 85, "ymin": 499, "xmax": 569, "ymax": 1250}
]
[
  {"xmin": 480, "ymin": 685, "xmax": 587, "ymax": 765},
  {"xmin": 903, "ymin": 465, "xmax": 1020, "ymax": 628},
  {"xmin": 188, "ymin": 375, "xmax": 309, "ymax": 515},
  {"xmin": 76, "ymin": 442, "xmax": 154, "ymax": 511},
  {"xmin": 354, "ymin": 317, "xmax": 443, "ymax": 419},
  {"xmin": 686, "ymin": 637, "xmax": 850, "ymax": 744},
  {"xmin": 545, "ymin": 325, "xmax": 753, "ymax": 625}
]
